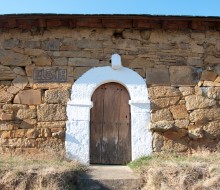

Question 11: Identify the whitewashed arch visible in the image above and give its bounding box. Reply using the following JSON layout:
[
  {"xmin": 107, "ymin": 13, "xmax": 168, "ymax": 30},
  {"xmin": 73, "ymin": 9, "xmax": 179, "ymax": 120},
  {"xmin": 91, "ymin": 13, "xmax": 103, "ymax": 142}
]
[{"xmin": 65, "ymin": 66, "xmax": 152, "ymax": 164}]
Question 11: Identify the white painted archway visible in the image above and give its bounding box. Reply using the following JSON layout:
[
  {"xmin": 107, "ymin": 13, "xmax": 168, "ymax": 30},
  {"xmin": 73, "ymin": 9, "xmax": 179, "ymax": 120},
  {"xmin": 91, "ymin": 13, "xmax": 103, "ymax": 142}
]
[{"xmin": 65, "ymin": 65, "xmax": 152, "ymax": 164}]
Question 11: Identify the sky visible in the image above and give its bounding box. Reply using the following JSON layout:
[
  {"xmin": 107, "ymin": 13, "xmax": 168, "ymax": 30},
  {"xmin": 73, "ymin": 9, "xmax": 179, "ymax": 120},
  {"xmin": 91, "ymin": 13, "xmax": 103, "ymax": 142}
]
[{"xmin": 0, "ymin": 0, "xmax": 220, "ymax": 17}]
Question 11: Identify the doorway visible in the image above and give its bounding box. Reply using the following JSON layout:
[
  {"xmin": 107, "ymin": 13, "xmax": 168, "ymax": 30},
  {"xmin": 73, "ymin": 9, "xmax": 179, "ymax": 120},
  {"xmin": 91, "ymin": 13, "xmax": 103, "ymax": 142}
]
[{"xmin": 90, "ymin": 82, "xmax": 131, "ymax": 164}]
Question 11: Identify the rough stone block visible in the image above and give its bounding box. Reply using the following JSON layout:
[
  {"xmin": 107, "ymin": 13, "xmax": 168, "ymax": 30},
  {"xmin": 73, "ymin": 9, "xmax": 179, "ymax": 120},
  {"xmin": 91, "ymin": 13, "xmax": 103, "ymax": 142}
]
[
  {"xmin": 0, "ymin": 50, "xmax": 31, "ymax": 66},
  {"xmin": 7, "ymin": 86, "xmax": 20, "ymax": 95},
  {"xmin": 169, "ymin": 66, "xmax": 197, "ymax": 86},
  {"xmin": 42, "ymin": 39, "xmax": 60, "ymax": 51},
  {"xmin": 189, "ymin": 108, "xmax": 220, "ymax": 123},
  {"xmin": 14, "ymin": 89, "xmax": 42, "ymax": 105},
  {"xmin": 0, "ymin": 113, "xmax": 14, "ymax": 121},
  {"xmin": 185, "ymin": 95, "xmax": 216, "ymax": 110},
  {"xmin": 1, "ymin": 131, "xmax": 11, "ymax": 139},
  {"xmin": 207, "ymin": 87, "xmax": 220, "ymax": 99},
  {"xmin": 12, "ymin": 76, "xmax": 29, "ymax": 90},
  {"xmin": 188, "ymin": 125, "xmax": 204, "ymax": 140},
  {"xmin": 151, "ymin": 96, "xmax": 180, "ymax": 110},
  {"xmin": 44, "ymin": 89, "xmax": 70, "ymax": 104},
  {"xmin": 13, "ymin": 129, "xmax": 26, "ymax": 138},
  {"xmin": 37, "ymin": 104, "xmax": 67, "ymax": 122},
  {"xmin": 16, "ymin": 109, "xmax": 37, "ymax": 120},
  {"xmin": 26, "ymin": 129, "xmax": 39, "ymax": 138},
  {"xmin": 203, "ymin": 81, "xmax": 220, "ymax": 87},
  {"xmin": 0, "ymin": 89, "xmax": 14, "ymax": 103},
  {"xmin": 32, "ymin": 54, "xmax": 52, "ymax": 66},
  {"xmin": 151, "ymin": 108, "xmax": 173, "ymax": 122},
  {"xmin": 150, "ymin": 121, "xmax": 175, "ymax": 132},
  {"xmin": 148, "ymin": 86, "xmax": 181, "ymax": 99},
  {"xmin": 205, "ymin": 55, "xmax": 220, "ymax": 65},
  {"xmin": 68, "ymin": 58, "xmax": 99, "ymax": 66},
  {"xmin": 179, "ymin": 87, "xmax": 195, "ymax": 96},
  {"xmin": 203, "ymin": 121, "xmax": 220, "ymax": 138},
  {"xmin": 54, "ymin": 57, "xmax": 68, "ymax": 66},
  {"xmin": 200, "ymin": 70, "xmax": 217, "ymax": 81},
  {"xmin": 13, "ymin": 67, "xmax": 26, "ymax": 76},
  {"xmin": 170, "ymin": 105, "xmax": 188, "ymax": 119},
  {"xmin": 37, "ymin": 121, "xmax": 66, "ymax": 128},
  {"xmin": 146, "ymin": 67, "xmax": 170, "ymax": 85},
  {"xmin": 3, "ymin": 104, "xmax": 28, "ymax": 111},
  {"xmin": 20, "ymin": 119, "xmax": 37, "ymax": 129},
  {"xmin": 164, "ymin": 128, "xmax": 188, "ymax": 140},
  {"xmin": 174, "ymin": 120, "xmax": 189, "ymax": 129},
  {"xmin": 0, "ymin": 65, "xmax": 16, "ymax": 80}
]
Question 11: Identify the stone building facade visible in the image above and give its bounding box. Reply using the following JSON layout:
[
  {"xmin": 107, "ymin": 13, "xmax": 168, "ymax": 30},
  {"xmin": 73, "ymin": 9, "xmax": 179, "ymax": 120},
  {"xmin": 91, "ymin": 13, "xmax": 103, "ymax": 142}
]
[{"xmin": 0, "ymin": 14, "xmax": 220, "ymax": 162}]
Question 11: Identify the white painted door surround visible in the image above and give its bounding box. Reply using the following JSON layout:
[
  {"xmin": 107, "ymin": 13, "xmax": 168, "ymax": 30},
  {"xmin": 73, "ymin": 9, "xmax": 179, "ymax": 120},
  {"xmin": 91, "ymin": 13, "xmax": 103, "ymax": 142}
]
[{"xmin": 65, "ymin": 54, "xmax": 152, "ymax": 164}]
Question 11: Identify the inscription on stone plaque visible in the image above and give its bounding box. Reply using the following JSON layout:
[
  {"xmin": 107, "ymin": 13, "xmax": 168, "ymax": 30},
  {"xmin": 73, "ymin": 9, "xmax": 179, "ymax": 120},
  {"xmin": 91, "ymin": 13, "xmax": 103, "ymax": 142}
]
[{"xmin": 33, "ymin": 67, "xmax": 67, "ymax": 83}]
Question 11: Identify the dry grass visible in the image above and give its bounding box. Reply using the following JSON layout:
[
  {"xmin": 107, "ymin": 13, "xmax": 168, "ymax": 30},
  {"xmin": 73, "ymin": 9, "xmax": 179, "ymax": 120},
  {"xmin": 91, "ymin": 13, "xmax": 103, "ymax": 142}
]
[
  {"xmin": 0, "ymin": 152, "xmax": 85, "ymax": 190},
  {"xmin": 129, "ymin": 152, "xmax": 220, "ymax": 190}
]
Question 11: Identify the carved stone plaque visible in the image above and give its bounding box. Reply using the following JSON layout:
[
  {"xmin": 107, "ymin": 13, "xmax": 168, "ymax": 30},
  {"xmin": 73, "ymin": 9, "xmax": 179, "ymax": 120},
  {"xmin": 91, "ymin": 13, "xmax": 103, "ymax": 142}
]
[{"xmin": 33, "ymin": 67, "xmax": 67, "ymax": 83}]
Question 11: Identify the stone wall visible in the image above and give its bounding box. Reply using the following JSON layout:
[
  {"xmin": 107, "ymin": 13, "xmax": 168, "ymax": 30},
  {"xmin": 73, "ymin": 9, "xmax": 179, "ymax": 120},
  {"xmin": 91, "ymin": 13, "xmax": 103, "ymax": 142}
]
[{"xmin": 0, "ymin": 26, "xmax": 220, "ymax": 154}]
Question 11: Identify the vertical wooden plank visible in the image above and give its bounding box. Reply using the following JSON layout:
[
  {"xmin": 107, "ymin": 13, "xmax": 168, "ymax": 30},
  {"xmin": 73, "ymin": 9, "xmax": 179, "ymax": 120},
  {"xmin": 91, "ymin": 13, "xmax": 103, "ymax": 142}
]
[
  {"xmin": 102, "ymin": 83, "xmax": 121, "ymax": 164},
  {"xmin": 90, "ymin": 85, "xmax": 104, "ymax": 164},
  {"xmin": 118, "ymin": 86, "xmax": 131, "ymax": 164}
]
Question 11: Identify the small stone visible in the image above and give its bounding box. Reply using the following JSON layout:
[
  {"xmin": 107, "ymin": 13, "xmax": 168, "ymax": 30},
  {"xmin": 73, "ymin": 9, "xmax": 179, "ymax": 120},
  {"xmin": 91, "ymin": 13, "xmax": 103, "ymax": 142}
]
[
  {"xmin": 175, "ymin": 120, "xmax": 189, "ymax": 129},
  {"xmin": 25, "ymin": 64, "xmax": 35, "ymax": 77},
  {"xmin": 150, "ymin": 121, "xmax": 175, "ymax": 132},
  {"xmin": 201, "ymin": 70, "xmax": 217, "ymax": 81},
  {"xmin": 151, "ymin": 109, "xmax": 173, "ymax": 122},
  {"xmin": 0, "ymin": 113, "xmax": 14, "ymax": 121},
  {"xmin": 188, "ymin": 125, "xmax": 204, "ymax": 140},
  {"xmin": 16, "ymin": 109, "xmax": 37, "ymax": 120},
  {"xmin": 152, "ymin": 132, "xmax": 164, "ymax": 152},
  {"xmin": 12, "ymin": 76, "xmax": 29, "ymax": 90},
  {"xmin": 7, "ymin": 86, "xmax": 20, "ymax": 95},
  {"xmin": 1, "ymin": 131, "xmax": 11, "ymax": 139},
  {"xmin": 32, "ymin": 54, "xmax": 52, "ymax": 66},
  {"xmin": 26, "ymin": 129, "xmax": 39, "ymax": 138},
  {"xmin": 185, "ymin": 95, "xmax": 216, "ymax": 110},
  {"xmin": 12, "ymin": 67, "xmax": 26, "ymax": 76},
  {"xmin": 0, "ymin": 89, "xmax": 14, "ymax": 103},
  {"xmin": 14, "ymin": 89, "xmax": 42, "ymax": 105},
  {"xmin": 44, "ymin": 89, "xmax": 70, "ymax": 105},
  {"xmin": 37, "ymin": 104, "xmax": 66, "ymax": 122},
  {"xmin": 13, "ymin": 129, "xmax": 26, "ymax": 138},
  {"xmin": 215, "ymin": 76, "xmax": 220, "ymax": 83},
  {"xmin": 52, "ymin": 131, "xmax": 65, "ymax": 138},
  {"xmin": 0, "ymin": 65, "xmax": 16, "ymax": 80},
  {"xmin": 170, "ymin": 105, "xmax": 188, "ymax": 119},
  {"xmin": 203, "ymin": 81, "xmax": 220, "ymax": 87}
]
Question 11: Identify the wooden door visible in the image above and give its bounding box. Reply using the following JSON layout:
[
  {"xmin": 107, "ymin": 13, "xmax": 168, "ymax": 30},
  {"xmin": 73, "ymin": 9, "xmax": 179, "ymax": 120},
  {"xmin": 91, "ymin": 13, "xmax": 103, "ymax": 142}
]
[{"xmin": 90, "ymin": 82, "xmax": 131, "ymax": 165}]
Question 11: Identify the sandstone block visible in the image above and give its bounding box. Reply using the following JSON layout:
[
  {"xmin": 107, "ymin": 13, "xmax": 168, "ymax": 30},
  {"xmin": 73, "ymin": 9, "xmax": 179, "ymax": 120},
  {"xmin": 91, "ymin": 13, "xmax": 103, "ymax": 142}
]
[
  {"xmin": 189, "ymin": 108, "xmax": 220, "ymax": 123},
  {"xmin": 122, "ymin": 30, "xmax": 141, "ymax": 40},
  {"xmin": 73, "ymin": 67, "xmax": 91, "ymax": 79},
  {"xmin": 0, "ymin": 113, "xmax": 14, "ymax": 121},
  {"xmin": 150, "ymin": 121, "xmax": 175, "ymax": 132},
  {"xmin": 174, "ymin": 120, "xmax": 189, "ymax": 129},
  {"xmin": 164, "ymin": 128, "xmax": 187, "ymax": 140},
  {"xmin": 179, "ymin": 87, "xmax": 195, "ymax": 96},
  {"xmin": 215, "ymin": 76, "xmax": 220, "ymax": 83},
  {"xmin": 54, "ymin": 57, "xmax": 68, "ymax": 66},
  {"xmin": 13, "ymin": 89, "xmax": 42, "ymax": 105},
  {"xmin": 44, "ymin": 89, "xmax": 70, "ymax": 104},
  {"xmin": 140, "ymin": 30, "xmax": 151, "ymax": 40},
  {"xmin": 25, "ymin": 64, "xmax": 35, "ymax": 77},
  {"xmin": 148, "ymin": 86, "xmax": 181, "ymax": 99},
  {"xmin": 170, "ymin": 66, "xmax": 197, "ymax": 86},
  {"xmin": 187, "ymin": 57, "xmax": 203, "ymax": 66},
  {"xmin": 52, "ymin": 131, "xmax": 65, "ymax": 138},
  {"xmin": 20, "ymin": 119, "xmax": 37, "ymax": 129},
  {"xmin": 146, "ymin": 67, "xmax": 170, "ymax": 85},
  {"xmin": 68, "ymin": 58, "xmax": 99, "ymax": 66},
  {"xmin": 170, "ymin": 105, "xmax": 188, "ymax": 119},
  {"xmin": 42, "ymin": 39, "xmax": 60, "ymax": 51},
  {"xmin": 151, "ymin": 109, "xmax": 173, "ymax": 122},
  {"xmin": 3, "ymin": 104, "xmax": 28, "ymax": 111},
  {"xmin": 203, "ymin": 81, "xmax": 220, "ymax": 87},
  {"xmin": 0, "ymin": 65, "xmax": 16, "ymax": 80},
  {"xmin": 13, "ymin": 129, "xmax": 26, "ymax": 138},
  {"xmin": 16, "ymin": 109, "xmax": 37, "ymax": 120},
  {"xmin": 3, "ymin": 39, "xmax": 19, "ymax": 49},
  {"xmin": 185, "ymin": 95, "xmax": 216, "ymax": 110},
  {"xmin": 0, "ymin": 89, "xmax": 14, "ymax": 103},
  {"xmin": 1, "ymin": 131, "xmax": 11, "ymax": 139},
  {"xmin": 201, "ymin": 70, "xmax": 217, "ymax": 81},
  {"xmin": 0, "ymin": 122, "xmax": 18, "ymax": 131},
  {"xmin": 207, "ymin": 87, "xmax": 220, "ymax": 99},
  {"xmin": 12, "ymin": 76, "xmax": 29, "ymax": 90},
  {"xmin": 75, "ymin": 39, "xmax": 102, "ymax": 49},
  {"xmin": 151, "ymin": 96, "xmax": 180, "ymax": 110},
  {"xmin": 152, "ymin": 132, "xmax": 164, "ymax": 152},
  {"xmin": 23, "ymin": 48, "xmax": 45, "ymax": 56},
  {"xmin": 37, "ymin": 121, "xmax": 66, "ymax": 128},
  {"xmin": 205, "ymin": 55, "xmax": 220, "ymax": 65},
  {"xmin": 163, "ymin": 138, "xmax": 188, "ymax": 152},
  {"xmin": 32, "ymin": 54, "xmax": 52, "ymax": 66},
  {"xmin": 37, "ymin": 104, "xmax": 66, "ymax": 122},
  {"xmin": 12, "ymin": 67, "xmax": 26, "ymax": 76},
  {"xmin": 203, "ymin": 121, "xmax": 220, "ymax": 138},
  {"xmin": 191, "ymin": 43, "xmax": 204, "ymax": 54},
  {"xmin": 0, "ymin": 50, "xmax": 31, "ymax": 66},
  {"xmin": 7, "ymin": 86, "xmax": 20, "ymax": 95}
]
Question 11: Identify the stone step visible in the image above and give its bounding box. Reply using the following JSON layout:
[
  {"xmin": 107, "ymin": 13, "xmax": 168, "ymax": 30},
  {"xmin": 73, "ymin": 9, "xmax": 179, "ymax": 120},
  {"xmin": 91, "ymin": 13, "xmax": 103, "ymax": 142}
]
[{"xmin": 77, "ymin": 165, "xmax": 141, "ymax": 190}]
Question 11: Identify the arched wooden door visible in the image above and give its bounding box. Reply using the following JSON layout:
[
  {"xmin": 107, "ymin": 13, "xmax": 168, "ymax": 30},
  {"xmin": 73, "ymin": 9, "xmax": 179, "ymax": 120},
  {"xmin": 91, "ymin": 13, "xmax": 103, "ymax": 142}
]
[{"xmin": 90, "ymin": 82, "xmax": 131, "ymax": 164}]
